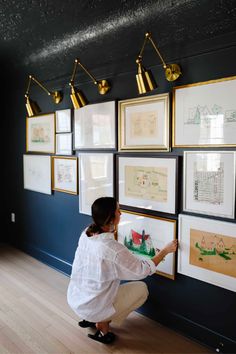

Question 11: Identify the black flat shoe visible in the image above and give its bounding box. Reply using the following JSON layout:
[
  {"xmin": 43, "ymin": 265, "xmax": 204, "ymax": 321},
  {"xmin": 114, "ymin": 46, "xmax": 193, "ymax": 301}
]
[
  {"xmin": 78, "ymin": 320, "xmax": 96, "ymax": 328},
  {"xmin": 88, "ymin": 330, "xmax": 116, "ymax": 344}
]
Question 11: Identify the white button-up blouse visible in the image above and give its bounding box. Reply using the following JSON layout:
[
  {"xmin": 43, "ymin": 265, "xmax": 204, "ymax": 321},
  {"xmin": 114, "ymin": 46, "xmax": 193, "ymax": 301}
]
[{"xmin": 67, "ymin": 230, "xmax": 156, "ymax": 322}]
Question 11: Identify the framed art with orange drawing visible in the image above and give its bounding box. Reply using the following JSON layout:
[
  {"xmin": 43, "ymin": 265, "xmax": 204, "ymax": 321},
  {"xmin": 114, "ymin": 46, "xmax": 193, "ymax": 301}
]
[
  {"xmin": 178, "ymin": 214, "xmax": 236, "ymax": 292},
  {"xmin": 118, "ymin": 93, "xmax": 170, "ymax": 152}
]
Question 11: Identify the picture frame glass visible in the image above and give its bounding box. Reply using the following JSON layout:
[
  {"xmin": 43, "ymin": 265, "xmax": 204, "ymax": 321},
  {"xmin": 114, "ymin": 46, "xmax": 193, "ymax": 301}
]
[
  {"xmin": 26, "ymin": 113, "xmax": 55, "ymax": 153},
  {"xmin": 118, "ymin": 156, "xmax": 177, "ymax": 214},
  {"xmin": 178, "ymin": 214, "xmax": 236, "ymax": 292},
  {"xmin": 79, "ymin": 153, "xmax": 114, "ymax": 215},
  {"xmin": 118, "ymin": 210, "xmax": 176, "ymax": 279},
  {"xmin": 56, "ymin": 133, "xmax": 73, "ymax": 155},
  {"xmin": 173, "ymin": 76, "xmax": 236, "ymax": 147},
  {"xmin": 184, "ymin": 151, "xmax": 235, "ymax": 218},
  {"xmin": 74, "ymin": 101, "xmax": 116, "ymax": 149},
  {"xmin": 23, "ymin": 154, "xmax": 51, "ymax": 195}
]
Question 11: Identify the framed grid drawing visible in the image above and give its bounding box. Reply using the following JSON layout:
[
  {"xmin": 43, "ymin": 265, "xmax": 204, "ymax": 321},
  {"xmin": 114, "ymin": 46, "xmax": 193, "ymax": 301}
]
[
  {"xmin": 118, "ymin": 93, "xmax": 170, "ymax": 151},
  {"xmin": 23, "ymin": 154, "xmax": 51, "ymax": 195},
  {"xmin": 118, "ymin": 155, "xmax": 178, "ymax": 214},
  {"xmin": 79, "ymin": 153, "xmax": 114, "ymax": 215},
  {"xmin": 173, "ymin": 76, "xmax": 236, "ymax": 147},
  {"xmin": 117, "ymin": 210, "xmax": 177, "ymax": 279},
  {"xmin": 183, "ymin": 151, "xmax": 236, "ymax": 219},
  {"xmin": 26, "ymin": 113, "xmax": 55, "ymax": 153},
  {"xmin": 74, "ymin": 101, "xmax": 116, "ymax": 149},
  {"xmin": 52, "ymin": 156, "xmax": 78, "ymax": 195},
  {"xmin": 178, "ymin": 214, "xmax": 236, "ymax": 292}
]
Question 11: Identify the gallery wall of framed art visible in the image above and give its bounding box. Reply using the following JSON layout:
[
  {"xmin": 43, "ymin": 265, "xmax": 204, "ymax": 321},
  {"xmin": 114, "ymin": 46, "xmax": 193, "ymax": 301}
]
[{"xmin": 18, "ymin": 33, "xmax": 236, "ymax": 351}]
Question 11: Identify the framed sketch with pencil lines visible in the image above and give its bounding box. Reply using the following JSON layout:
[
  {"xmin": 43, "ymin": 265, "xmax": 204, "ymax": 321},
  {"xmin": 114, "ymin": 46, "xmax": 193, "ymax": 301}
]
[{"xmin": 173, "ymin": 76, "xmax": 236, "ymax": 147}]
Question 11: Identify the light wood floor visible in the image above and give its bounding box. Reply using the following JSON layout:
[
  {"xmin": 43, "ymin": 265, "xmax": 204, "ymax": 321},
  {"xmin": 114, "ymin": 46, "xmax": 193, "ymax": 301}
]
[{"xmin": 0, "ymin": 244, "xmax": 213, "ymax": 354}]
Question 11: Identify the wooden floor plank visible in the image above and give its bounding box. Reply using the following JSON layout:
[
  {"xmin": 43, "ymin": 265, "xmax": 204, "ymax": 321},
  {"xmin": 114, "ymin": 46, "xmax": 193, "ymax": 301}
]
[{"xmin": 0, "ymin": 244, "xmax": 213, "ymax": 354}]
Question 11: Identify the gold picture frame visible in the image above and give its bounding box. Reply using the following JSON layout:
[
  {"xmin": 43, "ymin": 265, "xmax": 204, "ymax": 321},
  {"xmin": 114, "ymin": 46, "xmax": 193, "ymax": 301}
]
[
  {"xmin": 26, "ymin": 112, "xmax": 55, "ymax": 153},
  {"xmin": 118, "ymin": 93, "xmax": 170, "ymax": 151},
  {"xmin": 117, "ymin": 209, "xmax": 177, "ymax": 280},
  {"xmin": 172, "ymin": 75, "xmax": 236, "ymax": 147},
  {"xmin": 52, "ymin": 156, "xmax": 78, "ymax": 195}
]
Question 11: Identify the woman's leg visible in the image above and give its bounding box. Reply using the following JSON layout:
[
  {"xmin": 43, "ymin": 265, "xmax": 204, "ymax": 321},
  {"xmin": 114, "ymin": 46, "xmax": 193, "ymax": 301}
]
[{"xmin": 110, "ymin": 281, "xmax": 149, "ymax": 326}]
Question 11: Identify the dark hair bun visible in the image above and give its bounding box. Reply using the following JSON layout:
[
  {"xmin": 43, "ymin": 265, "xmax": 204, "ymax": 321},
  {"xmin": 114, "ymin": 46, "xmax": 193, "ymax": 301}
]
[{"xmin": 86, "ymin": 197, "xmax": 117, "ymax": 236}]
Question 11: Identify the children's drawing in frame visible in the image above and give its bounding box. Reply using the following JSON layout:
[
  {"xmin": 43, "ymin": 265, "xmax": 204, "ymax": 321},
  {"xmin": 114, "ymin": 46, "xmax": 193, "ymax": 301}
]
[
  {"xmin": 26, "ymin": 113, "xmax": 55, "ymax": 153},
  {"xmin": 118, "ymin": 93, "xmax": 170, "ymax": 152},
  {"xmin": 118, "ymin": 155, "xmax": 178, "ymax": 214},
  {"xmin": 117, "ymin": 210, "xmax": 176, "ymax": 279},
  {"xmin": 52, "ymin": 156, "xmax": 78, "ymax": 195},
  {"xmin": 183, "ymin": 151, "xmax": 236, "ymax": 219},
  {"xmin": 178, "ymin": 214, "xmax": 236, "ymax": 292},
  {"xmin": 56, "ymin": 109, "xmax": 71, "ymax": 133},
  {"xmin": 23, "ymin": 154, "xmax": 52, "ymax": 195}
]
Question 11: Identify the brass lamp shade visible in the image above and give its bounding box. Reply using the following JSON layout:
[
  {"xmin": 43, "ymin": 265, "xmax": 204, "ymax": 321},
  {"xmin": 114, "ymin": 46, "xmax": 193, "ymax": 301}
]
[
  {"xmin": 70, "ymin": 86, "xmax": 87, "ymax": 109},
  {"xmin": 25, "ymin": 96, "xmax": 41, "ymax": 117},
  {"xmin": 136, "ymin": 60, "xmax": 157, "ymax": 94}
]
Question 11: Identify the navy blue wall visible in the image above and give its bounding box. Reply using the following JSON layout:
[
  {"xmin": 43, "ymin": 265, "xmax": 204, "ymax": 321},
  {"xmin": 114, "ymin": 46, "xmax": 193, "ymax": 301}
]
[{"xmin": 3, "ymin": 41, "xmax": 236, "ymax": 353}]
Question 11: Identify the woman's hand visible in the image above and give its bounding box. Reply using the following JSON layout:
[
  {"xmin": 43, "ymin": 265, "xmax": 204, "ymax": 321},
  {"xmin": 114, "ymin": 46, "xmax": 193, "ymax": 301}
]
[
  {"xmin": 163, "ymin": 239, "xmax": 178, "ymax": 254},
  {"xmin": 152, "ymin": 239, "xmax": 178, "ymax": 267}
]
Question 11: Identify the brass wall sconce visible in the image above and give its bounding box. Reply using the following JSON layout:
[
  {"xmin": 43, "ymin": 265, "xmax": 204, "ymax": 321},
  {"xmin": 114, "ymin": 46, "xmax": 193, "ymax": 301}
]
[
  {"xmin": 25, "ymin": 75, "xmax": 63, "ymax": 117},
  {"xmin": 136, "ymin": 32, "xmax": 182, "ymax": 94},
  {"xmin": 69, "ymin": 59, "xmax": 111, "ymax": 109}
]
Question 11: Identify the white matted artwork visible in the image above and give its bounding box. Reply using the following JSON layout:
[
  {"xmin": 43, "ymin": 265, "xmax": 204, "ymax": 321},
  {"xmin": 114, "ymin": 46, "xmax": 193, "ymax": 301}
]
[
  {"xmin": 178, "ymin": 214, "xmax": 236, "ymax": 292},
  {"xmin": 118, "ymin": 93, "xmax": 170, "ymax": 151},
  {"xmin": 118, "ymin": 156, "xmax": 177, "ymax": 214},
  {"xmin": 52, "ymin": 156, "xmax": 78, "ymax": 194},
  {"xmin": 79, "ymin": 153, "xmax": 114, "ymax": 215},
  {"xmin": 117, "ymin": 210, "xmax": 176, "ymax": 279},
  {"xmin": 173, "ymin": 76, "xmax": 236, "ymax": 147},
  {"xmin": 56, "ymin": 133, "xmax": 73, "ymax": 155},
  {"xmin": 183, "ymin": 151, "xmax": 236, "ymax": 219},
  {"xmin": 26, "ymin": 113, "xmax": 55, "ymax": 153},
  {"xmin": 56, "ymin": 109, "xmax": 71, "ymax": 133},
  {"xmin": 74, "ymin": 101, "xmax": 116, "ymax": 149},
  {"xmin": 23, "ymin": 154, "xmax": 51, "ymax": 195}
]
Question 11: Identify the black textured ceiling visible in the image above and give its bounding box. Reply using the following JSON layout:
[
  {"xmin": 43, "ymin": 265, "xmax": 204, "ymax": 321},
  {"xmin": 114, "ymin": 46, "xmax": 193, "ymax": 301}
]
[{"xmin": 1, "ymin": 0, "xmax": 236, "ymax": 84}]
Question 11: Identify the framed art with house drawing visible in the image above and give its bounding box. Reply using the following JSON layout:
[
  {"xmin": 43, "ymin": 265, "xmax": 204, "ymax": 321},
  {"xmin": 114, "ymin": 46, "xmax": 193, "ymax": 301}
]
[{"xmin": 117, "ymin": 210, "xmax": 176, "ymax": 279}]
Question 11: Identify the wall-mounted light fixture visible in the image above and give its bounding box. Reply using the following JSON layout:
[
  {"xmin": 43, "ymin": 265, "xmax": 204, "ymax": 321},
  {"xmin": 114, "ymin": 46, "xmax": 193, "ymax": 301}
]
[
  {"xmin": 69, "ymin": 59, "xmax": 111, "ymax": 109},
  {"xmin": 136, "ymin": 32, "xmax": 182, "ymax": 94},
  {"xmin": 25, "ymin": 75, "xmax": 63, "ymax": 117}
]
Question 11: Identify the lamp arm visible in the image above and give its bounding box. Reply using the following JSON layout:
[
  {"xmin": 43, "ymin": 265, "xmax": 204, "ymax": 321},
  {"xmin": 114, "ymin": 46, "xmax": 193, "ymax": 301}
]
[
  {"xmin": 70, "ymin": 59, "xmax": 97, "ymax": 86},
  {"xmin": 146, "ymin": 33, "xmax": 167, "ymax": 69},
  {"xmin": 31, "ymin": 76, "xmax": 51, "ymax": 96},
  {"xmin": 137, "ymin": 32, "xmax": 167, "ymax": 69},
  {"xmin": 25, "ymin": 75, "xmax": 32, "ymax": 97}
]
